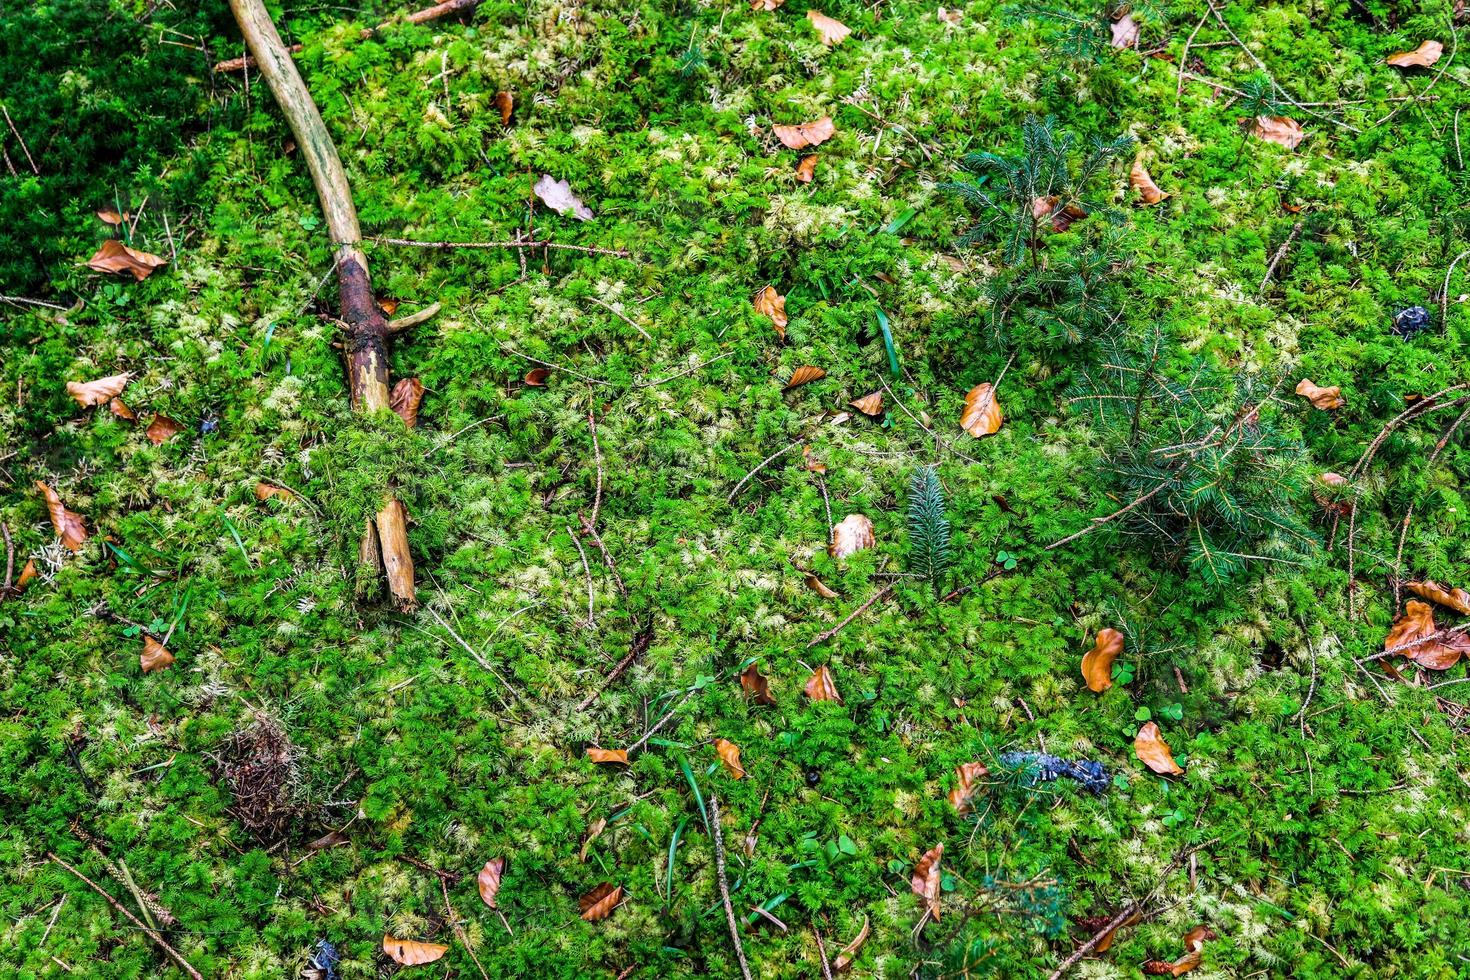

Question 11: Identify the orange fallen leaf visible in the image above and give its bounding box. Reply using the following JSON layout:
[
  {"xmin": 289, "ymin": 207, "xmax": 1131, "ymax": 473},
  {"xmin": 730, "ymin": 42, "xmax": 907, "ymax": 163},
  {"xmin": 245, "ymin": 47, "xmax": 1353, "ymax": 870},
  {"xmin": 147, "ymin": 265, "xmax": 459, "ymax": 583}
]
[
  {"xmin": 1250, "ymin": 116, "xmax": 1306, "ymax": 150},
  {"xmin": 524, "ymin": 367, "xmax": 550, "ymax": 386},
  {"xmin": 1130, "ymin": 152, "xmax": 1168, "ymax": 205},
  {"xmin": 579, "ymin": 882, "xmax": 624, "ymax": 921},
  {"xmin": 960, "ymin": 382, "xmax": 1003, "ymax": 437},
  {"xmin": 376, "ymin": 298, "xmax": 400, "ymax": 315},
  {"xmin": 753, "ymin": 285, "xmax": 788, "ymax": 338},
  {"xmin": 773, "ymin": 117, "xmax": 835, "ymax": 150},
  {"xmin": 87, "ymin": 239, "xmax": 168, "ymax": 281},
  {"xmin": 740, "ymin": 663, "xmax": 777, "ymax": 705},
  {"xmin": 16, "ymin": 559, "xmax": 38, "ymax": 592},
  {"xmin": 1384, "ymin": 600, "xmax": 1470, "ymax": 670},
  {"xmin": 383, "ymin": 935, "xmax": 449, "ymax": 966},
  {"xmin": 806, "ymin": 574, "xmax": 839, "ymax": 598},
  {"xmin": 947, "ymin": 761, "xmax": 989, "ymax": 814},
  {"xmin": 1143, "ymin": 925, "xmax": 1215, "ymax": 976},
  {"xmin": 751, "ymin": 0, "xmax": 785, "ymax": 9},
  {"xmin": 834, "ymin": 914, "xmax": 871, "ymax": 970},
  {"xmin": 804, "ymin": 665, "xmax": 842, "ymax": 702},
  {"xmin": 1110, "ymin": 12, "xmax": 1140, "ymax": 48},
  {"xmin": 145, "ymin": 414, "xmax": 185, "ymax": 445},
  {"xmin": 807, "ymin": 10, "xmax": 851, "ymax": 45},
  {"xmin": 1295, "ymin": 379, "xmax": 1344, "ymax": 410},
  {"xmin": 1090, "ymin": 908, "xmax": 1142, "ymax": 953},
  {"xmin": 1134, "ymin": 721, "xmax": 1184, "ymax": 775},
  {"xmin": 784, "ymin": 365, "xmax": 826, "ymax": 390},
  {"xmin": 66, "ymin": 372, "xmax": 132, "ymax": 408},
  {"xmin": 477, "ymin": 857, "xmax": 506, "ymax": 909},
  {"xmin": 36, "ymin": 481, "xmax": 87, "ymax": 552},
  {"xmin": 255, "ymin": 482, "xmax": 296, "ymax": 503},
  {"xmin": 391, "ymin": 377, "xmax": 425, "ymax": 428},
  {"xmin": 849, "ymin": 391, "xmax": 883, "ymax": 416},
  {"xmin": 96, "ymin": 209, "xmax": 126, "ymax": 226},
  {"xmin": 911, "ymin": 843, "xmax": 942, "ymax": 920},
  {"xmin": 109, "ymin": 397, "xmax": 137, "ymax": 421},
  {"xmin": 829, "ymin": 514, "xmax": 875, "ymax": 559},
  {"xmin": 714, "ymin": 738, "xmax": 746, "ymax": 778},
  {"xmin": 141, "ymin": 635, "xmax": 174, "ymax": 673},
  {"xmin": 494, "ymin": 90, "xmax": 514, "ymax": 125},
  {"xmin": 802, "ymin": 445, "xmax": 827, "ymax": 473},
  {"xmin": 796, "ymin": 153, "xmax": 819, "ymax": 183},
  {"xmin": 586, "ymin": 747, "xmax": 630, "ymax": 765},
  {"xmin": 1387, "ymin": 40, "xmax": 1443, "ymax": 69},
  {"xmin": 1407, "ymin": 580, "xmax": 1470, "ymax": 616},
  {"xmin": 1081, "ymin": 628, "xmax": 1124, "ymax": 693}
]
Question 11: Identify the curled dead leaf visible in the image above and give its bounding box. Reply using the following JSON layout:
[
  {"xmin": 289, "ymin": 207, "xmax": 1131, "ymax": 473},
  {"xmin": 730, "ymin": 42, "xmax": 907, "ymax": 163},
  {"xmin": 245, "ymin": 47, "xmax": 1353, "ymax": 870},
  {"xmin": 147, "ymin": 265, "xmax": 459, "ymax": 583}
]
[
  {"xmin": 1134, "ymin": 721, "xmax": 1184, "ymax": 775},
  {"xmin": 911, "ymin": 843, "xmax": 942, "ymax": 920},
  {"xmin": 1081, "ymin": 628, "xmax": 1125, "ymax": 693},
  {"xmin": 849, "ymin": 391, "xmax": 883, "ymax": 416},
  {"xmin": 834, "ymin": 914, "xmax": 871, "ymax": 971},
  {"xmin": 740, "ymin": 663, "xmax": 777, "ymax": 705},
  {"xmin": 1143, "ymin": 925, "xmax": 1215, "ymax": 976},
  {"xmin": 478, "ymin": 857, "xmax": 506, "ymax": 909},
  {"xmin": 1387, "ymin": 40, "xmax": 1443, "ymax": 69},
  {"xmin": 586, "ymin": 747, "xmax": 630, "ymax": 765},
  {"xmin": 947, "ymin": 761, "xmax": 989, "ymax": 814},
  {"xmin": 960, "ymin": 382, "xmax": 1003, "ymax": 437},
  {"xmin": 807, "ymin": 10, "xmax": 851, "ymax": 45},
  {"xmin": 1130, "ymin": 153, "xmax": 1168, "ymax": 205},
  {"xmin": 391, "ymin": 377, "xmax": 425, "ymax": 428},
  {"xmin": 1385, "ymin": 600, "xmax": 1470, "ymax": 670},
  {"xmin": 383, "ymin": 935, "xmax": 449, "ymax": 966},
  {"xmin": 1110, "ymin": 13, "xmax": 1140, "ymax": 48},
  {"xmin": 141, "ymin": 635, "xmax": 174, "ymax": 674},
  {"xmin": 109, "ymin": 397, "xmax": 136, "ymax": 421},
  {"xmin": 714, "ymin": 738, "xmax": 746, "ymax": 778},
  {"xmin": 1250, "ymin": 116, "xmax": 1306, "ymax": 150},
  {"xmin": 1295, "ymin": 379, "xmax": 1345, "ymax": 410},
  {"xmin": 829, "ymin": 513, "xmax": 875, "ymax": 559},
  {"xmin": 16, "ymin": 559, "xmax": 38, "ymax": 592},
  {"xmin": 87, "ymin": 239, "xmax": 168, "ymax": 281},
  {"xmin": 796, "ymin": 153, "xmax": 819, "ymax": 183},
  {"xmin": 36, "ymin": 481, "xmax": 87, "ymax": 552},
  {"xmin": 753, "ymin": 285, "xmax": 788, "ymax": 337},
  {"xmin": 145, "ymin": 414, "xmax": 185, "ymax": 445},
  {"xmin": 580, "ymin": 817, "xmax": 606, "ymax": 861},
  {"xmin": 97, "ymin": 209, "xmax": 126, "ymax": 225},
  {"xmin": 784, "ymin": 366, "xmax": 826, "ymax": 390},
  {"xmin": 804, "ymin": 665, "xmax": 842, "ymax": 703},
  {"xmin": 524, "ymin": 367, "xmax": 550, "ymax": 386},
  {"xmin": 1407, "ymin": 580, "xmax": 1470, "ymax": 616},
  {"xmin": 494, "ymin": 90, "xmax": 514, "ymax": 125},
  {"xmin": 255, "ymin": 482, "xmax": 296, "ymax": 503},
  {"xmin": 773, "ymin": 117, "xmax": 835, "ymax": 150},
  {"xmin": 533, "ymin": 174, "xmax": 594, "ymax": 221},
  {"xmin": 806, "ymin": 574, "xmax": 839, "ymax": 598},
  {"xmin": 66, "ymin": 372, "xmax": 132, "ymax": 408},
  {"xmin": 579, "ymin": 882, "xmax": 623, "ymax": 921}
]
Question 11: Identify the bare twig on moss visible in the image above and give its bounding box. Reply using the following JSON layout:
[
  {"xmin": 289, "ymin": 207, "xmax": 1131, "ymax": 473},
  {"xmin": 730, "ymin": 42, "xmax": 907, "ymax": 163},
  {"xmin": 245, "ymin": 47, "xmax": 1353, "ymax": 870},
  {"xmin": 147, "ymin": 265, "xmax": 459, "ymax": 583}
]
[
  {"xmin": 579, "ymin": 513, "xmax": 628, "ymax": 602},
  {"xmin": 633, "ymin": 350, "xmax": 733, "ymax": 388},
  {"xmin": 1175, "ymin": 10, "xmax": 1210, "ymax": 105},
  {"xmin": 1, "ymin": 104, "xmax": 37, "ymax": 174},
  {"xmin": 1260, "ymin": 220, "xmax": 1303, "ymax": 293},
  {"xmin": 1, "ymin": 522, "xmax": 13, "ymax": 597},
  {"xmin": 727, "ymin": 440, "xmax": 803, "ymax": 505},
  {"xmin": 627, "ymin": 689, "xmax": 695, "ymax": 754},
  {"xmin": 47, "ymin": 852, "xmax": 204, "ymax": 980},
  {"xmin": 1393, "ymin": 403, "xmax": 1470, "ymax": 605},
  {"xmin": 577, "ymin": 613, "xmax": 654, "ymax": 711},
  {"xmin": 215, "ymin": 0, "xmax": 486, "ymax": 71},
  {"xmin": 0, "ymin": 294, "xmax": 71, "ymax": 312},
  {"xmin": 441, "ymin": 878, "xmax": 491, "ymax": 980},
  {"xmin": 708, "ymin": 796, "xmax": 755, "ymax": 980},
  {"xmin": 386, "ymin": 301, "xmax": 440, "ymax": 333},
  {"xmin": 1045, "ymin": 480, "xmax": 1171, "ymax": 551},
  {"xmin": 1371, "ymin": 19, "xmax": 1457, "ymax": 129},
  {"xmin": 813, "ymin": 924, "xmax": 835, "ymax": 980},
  {"xmin": 380, "ymin": 236, "xmax": 633, "ymax": 258},
  {"xmin": 806, "ymin": 584, "xmax": 896, "ymax": 648},
  {"xmin": 589, "ymin": 410, "xmax": 605, "ymax": 529},
  {"xmin": 569, "ymin": 525, "xmax": 596, "ymax": 628},
  {"xmin": 585, "ymin": 295, "xmax": 652, "ymax": 341},
  {"xmin": 1442, "ymin": 250, "xmax": 1470, "ymax": 329}
]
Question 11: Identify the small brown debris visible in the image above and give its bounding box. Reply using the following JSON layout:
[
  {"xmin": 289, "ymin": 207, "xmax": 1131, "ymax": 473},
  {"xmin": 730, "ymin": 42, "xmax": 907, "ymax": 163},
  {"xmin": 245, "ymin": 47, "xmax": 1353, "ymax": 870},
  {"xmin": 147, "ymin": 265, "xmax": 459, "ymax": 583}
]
[{"xmin": 804, "ymin": 665, "xmax": 842, "ymax": 702}]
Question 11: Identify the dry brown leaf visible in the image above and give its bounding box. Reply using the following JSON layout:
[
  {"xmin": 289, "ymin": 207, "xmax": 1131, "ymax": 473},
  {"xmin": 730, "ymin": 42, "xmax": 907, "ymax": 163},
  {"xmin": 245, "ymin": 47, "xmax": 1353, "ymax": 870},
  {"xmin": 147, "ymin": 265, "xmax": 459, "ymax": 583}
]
[
  {"xmin": 796, "ymin": 154, "xmax": 819, "ymax": 183},
  {"xmin": 1134, "ymin": 721, "xmax": 1185, "ymax": 775},
  {"xmin": 714, "ymin": 738, "xmax": 746, "ymax": 779},
  {"xmin": 1081, "ymin": 628, "xmax": 1125, "ymax": 693},
  {"xmin": 753, "ymin": 285, "xmax": 788, "ymax": 337},
  {"xmin": 850, "ymin": 391, "xmax": 883, "ymax": 416},
  {"xmin": 1385, "ymin": 600, "xmax": 1470, "ymax": 670},
  {"xmin": 740, "ymin": 663, "xmax": 777, "ymax": 705},
  {"xmin": 36, "ymin": 481, "xmax": 87, "ymax": 552},
  {"xmin": 784, "ymin": 365, "xmax": 827, "ymax": 390},
  {"xmin": 391, "ymin": 377, "xmax": 425, "ymax": 428},
  {"xmin": 376, "ymin": 297, "xmax": 400, "ymax": 315},
  {"xmin": 806, "ymin": 574, "xmax": 839, "ymax": 598},
  {"xmin": 751, "ymin": 0, "xmax": 784, "ymax": 9},
  {"xmin": 1250, "ymin": 116, "xmax": 1306, "ymax": 150},
  {"xmin": 1387, "ymin": 40, "xmax": 1443, "ymax": 69},
  {"xmin": 1407, "ymin": 580, "xmax": 1470, "ymax": 616},
  {"xmin": 477, "ymin": 857, "xmax": 506, "ymax": 909},
  {"xmin": 1091, "ymin": 908, "xmax": 1143, "ymax": 953},
  {"xmin": 96, "ymin": 209, "xmax": 126, "ymax": 226},
  {"xmin": 109, "ymin": 397, "xmax": 136, "ymax": 421},
  {"xmin": 804, "ymin": 665, "xmax": 843, "ymax": 703},
  {"xmin": 145, "ymin": 414, "xmax": 185, "ymax": 445},
  {"xmin": 1143, "ymin": 925, "xmax": 1215, "ymax": 976},
  {"xmin": 524, "ymin": 367, "xmax": 550, "ymax": 386},
  {"xmin": 494, "ymin": 90, "xmax": 514, "ymax": 125},
  {"xmin": 960, "ymin": 382, "xmax": 1003, "ymax": 437},
  {"xmin": 773, "ymin": 117, "xmax": 835, "ymax": 150},
  {"xmin": 1295, "ymin": 378, "xmax": 1345, "ymax": 410},
  {"xmin": 66, "ymin": 373, "xmax": 131, "ymax": 408},
  {"xmin": 141, "ymin": 635, "xmax": 174, "ymax": 674},
  {"xmin": 579, "ymin": 883, "xmax": 623, "ymax": 921},
  {"xmin": 829, "ymin": 513, "xmax": 875, "ymax": 559},
  {"xmin": 383, "ymin": 935, "xmax": 449, "ymax": 966},
  {"xmin": 255, "ymin": 482, "xmax": 296, "ymax": 503},
  {"xmin": 1110, "ymin": 13, "xmax": 1140, "ymax": 48},
  {"xmin": 1130, "ymin": 153, "xmax": 1168, "ymax": 205},
  {"xmin": 807, "ymin": 10, "xmax": 851, "ymax": 45},
  {"xmin": 580, "ymin": 817, "xmax": 607, "ymax": 861},
  {"xmin": 586, "ymin": 747, "xmax": 630, "ymax": 765},
  {"xmin": 802, "ymin": 445, "xmax": 827, "ymax": 473},
  {"xmin": 306, "ymin": 830, "xmax": 349, "ymax": 851},
  {"xmin": 834, "ymin": 914, "xmax": 871, "ymax": 971},
  {"xmin": 87, "ymin": 239, "xmax": 168, "ymax": 281},
  {"xmin": 937, "ymin": 7, "xmax": 962, "ymax": 24},
  {"xmin": 911, "ymin": 843, "xmax": 942, "ymax": 920},
  {"xmin": 947, "ymin": 761, "xmax": 989, "ymax": 814},
  {"xmin": 16, "ymin": 559, "xmax": 38, "ymax": 592},
  {"xmin": 533, "ymin": 174, "xmax": 594, "ymax": 221},
  {"xmin": 1031, "ymin": 196, "xmax": 1086, "ymax": 233}
]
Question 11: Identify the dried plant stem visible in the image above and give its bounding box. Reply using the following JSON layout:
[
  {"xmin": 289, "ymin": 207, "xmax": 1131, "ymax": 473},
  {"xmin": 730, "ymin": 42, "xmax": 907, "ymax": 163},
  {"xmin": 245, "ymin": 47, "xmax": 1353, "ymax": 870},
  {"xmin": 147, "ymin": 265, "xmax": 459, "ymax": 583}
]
[
  {"xmin": 569, "ymin": 526, "xmax": 596, "ymax": 628},
  {"xmin": 727, "ymin": 440, "xmax": 803, "ymax": 504},
  {"xmin": 1260, "ymin": 220, "xmax": 1303, "ymax": 292},
  {"xmin": 1045, "ymin": 480, "xmax": 1171, "ymax": 551},
  {"xmin": 807, "ymin": 584, "xmax": 895, "ymax": 648},
  {"xmin": 441, "ymin": 879, "xmax": 490, "ymax": 980},
  {"xmin": 708, "ymin": 796, "xmax": 754, "ymax": 980},
  {"xmin": 380, "ymin": 236, "xmax": 632, "ymax": 258},
  {"xmin": 1, "ymin": 522, "xmax": 13, "ymax": 596}
]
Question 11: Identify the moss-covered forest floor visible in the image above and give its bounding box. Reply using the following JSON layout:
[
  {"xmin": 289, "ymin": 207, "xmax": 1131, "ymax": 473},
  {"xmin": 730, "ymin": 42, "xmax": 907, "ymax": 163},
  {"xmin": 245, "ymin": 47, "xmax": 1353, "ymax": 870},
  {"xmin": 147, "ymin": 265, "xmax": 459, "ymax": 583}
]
[{"xmin": 7, "ymin": 0, "xmax": 1470, "ymax": 976}]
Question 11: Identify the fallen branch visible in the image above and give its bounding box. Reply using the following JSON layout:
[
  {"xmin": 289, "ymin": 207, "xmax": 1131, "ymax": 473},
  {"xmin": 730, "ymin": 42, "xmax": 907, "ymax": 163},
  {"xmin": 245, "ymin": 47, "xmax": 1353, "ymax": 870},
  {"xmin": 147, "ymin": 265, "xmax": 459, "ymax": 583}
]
[
  {"xmin": 708, "ymin": 796, "xmax": 755, "ymax": 980},
  {"xmin": 1045, "ymin": 480, "xmax": 1171, "ymax": 551},
  {"xmin": 807, "ymin": 584, "xmax": 895, "ymax": 648},
  {"xmin": 577, "ymin": 613, "xmax": 655, "ymax": 711},
  {"xmin": 214, "ymin": 0, "xmax": 484, "ymax": 72},
  {"xmin": 380, "ymin": 236, "xmax": 633, "ymax": 258}
]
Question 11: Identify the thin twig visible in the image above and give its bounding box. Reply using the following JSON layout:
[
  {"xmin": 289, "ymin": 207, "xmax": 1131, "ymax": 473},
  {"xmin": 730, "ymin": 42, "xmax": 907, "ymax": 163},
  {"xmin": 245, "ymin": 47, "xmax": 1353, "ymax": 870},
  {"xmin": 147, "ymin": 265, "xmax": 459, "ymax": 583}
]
[
  {"xmin": 46, "ymin": 852, "xmax": 204, "ymax": 980},
  {"xmin": 579, "ymin": 513, "xmax": 628, "ymax": 602},
  {"xmin": 589, "ymin": 410, "xmax": 604, "ymax": 529},
  {"xmin": 1045, "ymin": 481, "xmax": 1171, "ymax": 551},
  {"xmin": 1, "ymin": 522, "xmax": 13, "ymax": 597},
  {"xmin": 1175, "ymin": 9, "xmax": 1210, "ymax": 105},
  {"xmin": 813, "ymin": 925, "xmax": 835, "ymax": 980},
  {"xmin": 215, "ymin": 0, "xmax": 487, "ymax": 70},
  {"xmin": 569, "ymin": 526, "xmax": 596, "ymax": 628},
  {"xmin": 1372, "ymin": 17, "xmax": 1457, "ymax": 129},
  {"xmin": 1, "ymin": 104, "xmax": 38, "ymax": 174},
  {"xmin": 627, "ymin": 689, "xmax": 695, "ymax": 754},
  {"xmin": 727, "ymin": 440, "xmax": 803, "ymax": 505},
  {"xmin": 1260, "ymin": 220, "xmax": 1303, "ymax": 293},
  {"xmin": 708, "ymin": 796, "xmax": 755, "ymax": 980},
  {"xmin": 585, "ymin": 296, "xmax": 652, "ymax": 341},
  {"xmin": 633, "ymin": 350, "xmax": 733, "ymax": 388},
  {"xmin": 441, "ymin": 879, "xmax": 491, "ymax": 980},
  {"xmin": 0, "ymin": 294, "xmax": 71, "ymax": 312},
  {"xmin": 379, "ymin": 236, "xmax": 633, "ymax": 258},
  {"xmin": 1442, "ymin": 250, "xmax": 1469, "ymax": 329},
  {"xmin": 806, "ymin": 584, "xmax": 896, "ymax": 648}
]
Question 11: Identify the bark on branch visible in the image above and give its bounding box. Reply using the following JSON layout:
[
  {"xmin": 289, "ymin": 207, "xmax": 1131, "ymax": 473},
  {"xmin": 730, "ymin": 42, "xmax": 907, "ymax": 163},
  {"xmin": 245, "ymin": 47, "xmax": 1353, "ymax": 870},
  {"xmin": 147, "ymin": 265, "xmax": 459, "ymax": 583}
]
[{"xmin": 215, "ymin": 0, "xmax": 484, "ymax": 72}]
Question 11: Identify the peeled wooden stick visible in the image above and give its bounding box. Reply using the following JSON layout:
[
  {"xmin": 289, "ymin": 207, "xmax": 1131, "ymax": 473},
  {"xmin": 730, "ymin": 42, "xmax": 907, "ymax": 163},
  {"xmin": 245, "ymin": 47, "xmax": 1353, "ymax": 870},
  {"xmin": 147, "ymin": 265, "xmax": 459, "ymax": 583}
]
[
  {"xmin": 229, "ymin": 0, "xmax": 416, "ymax": 610},
  {"xmin": 214, "ymin": 0, "xmax": 484, "ymax": 72}
]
